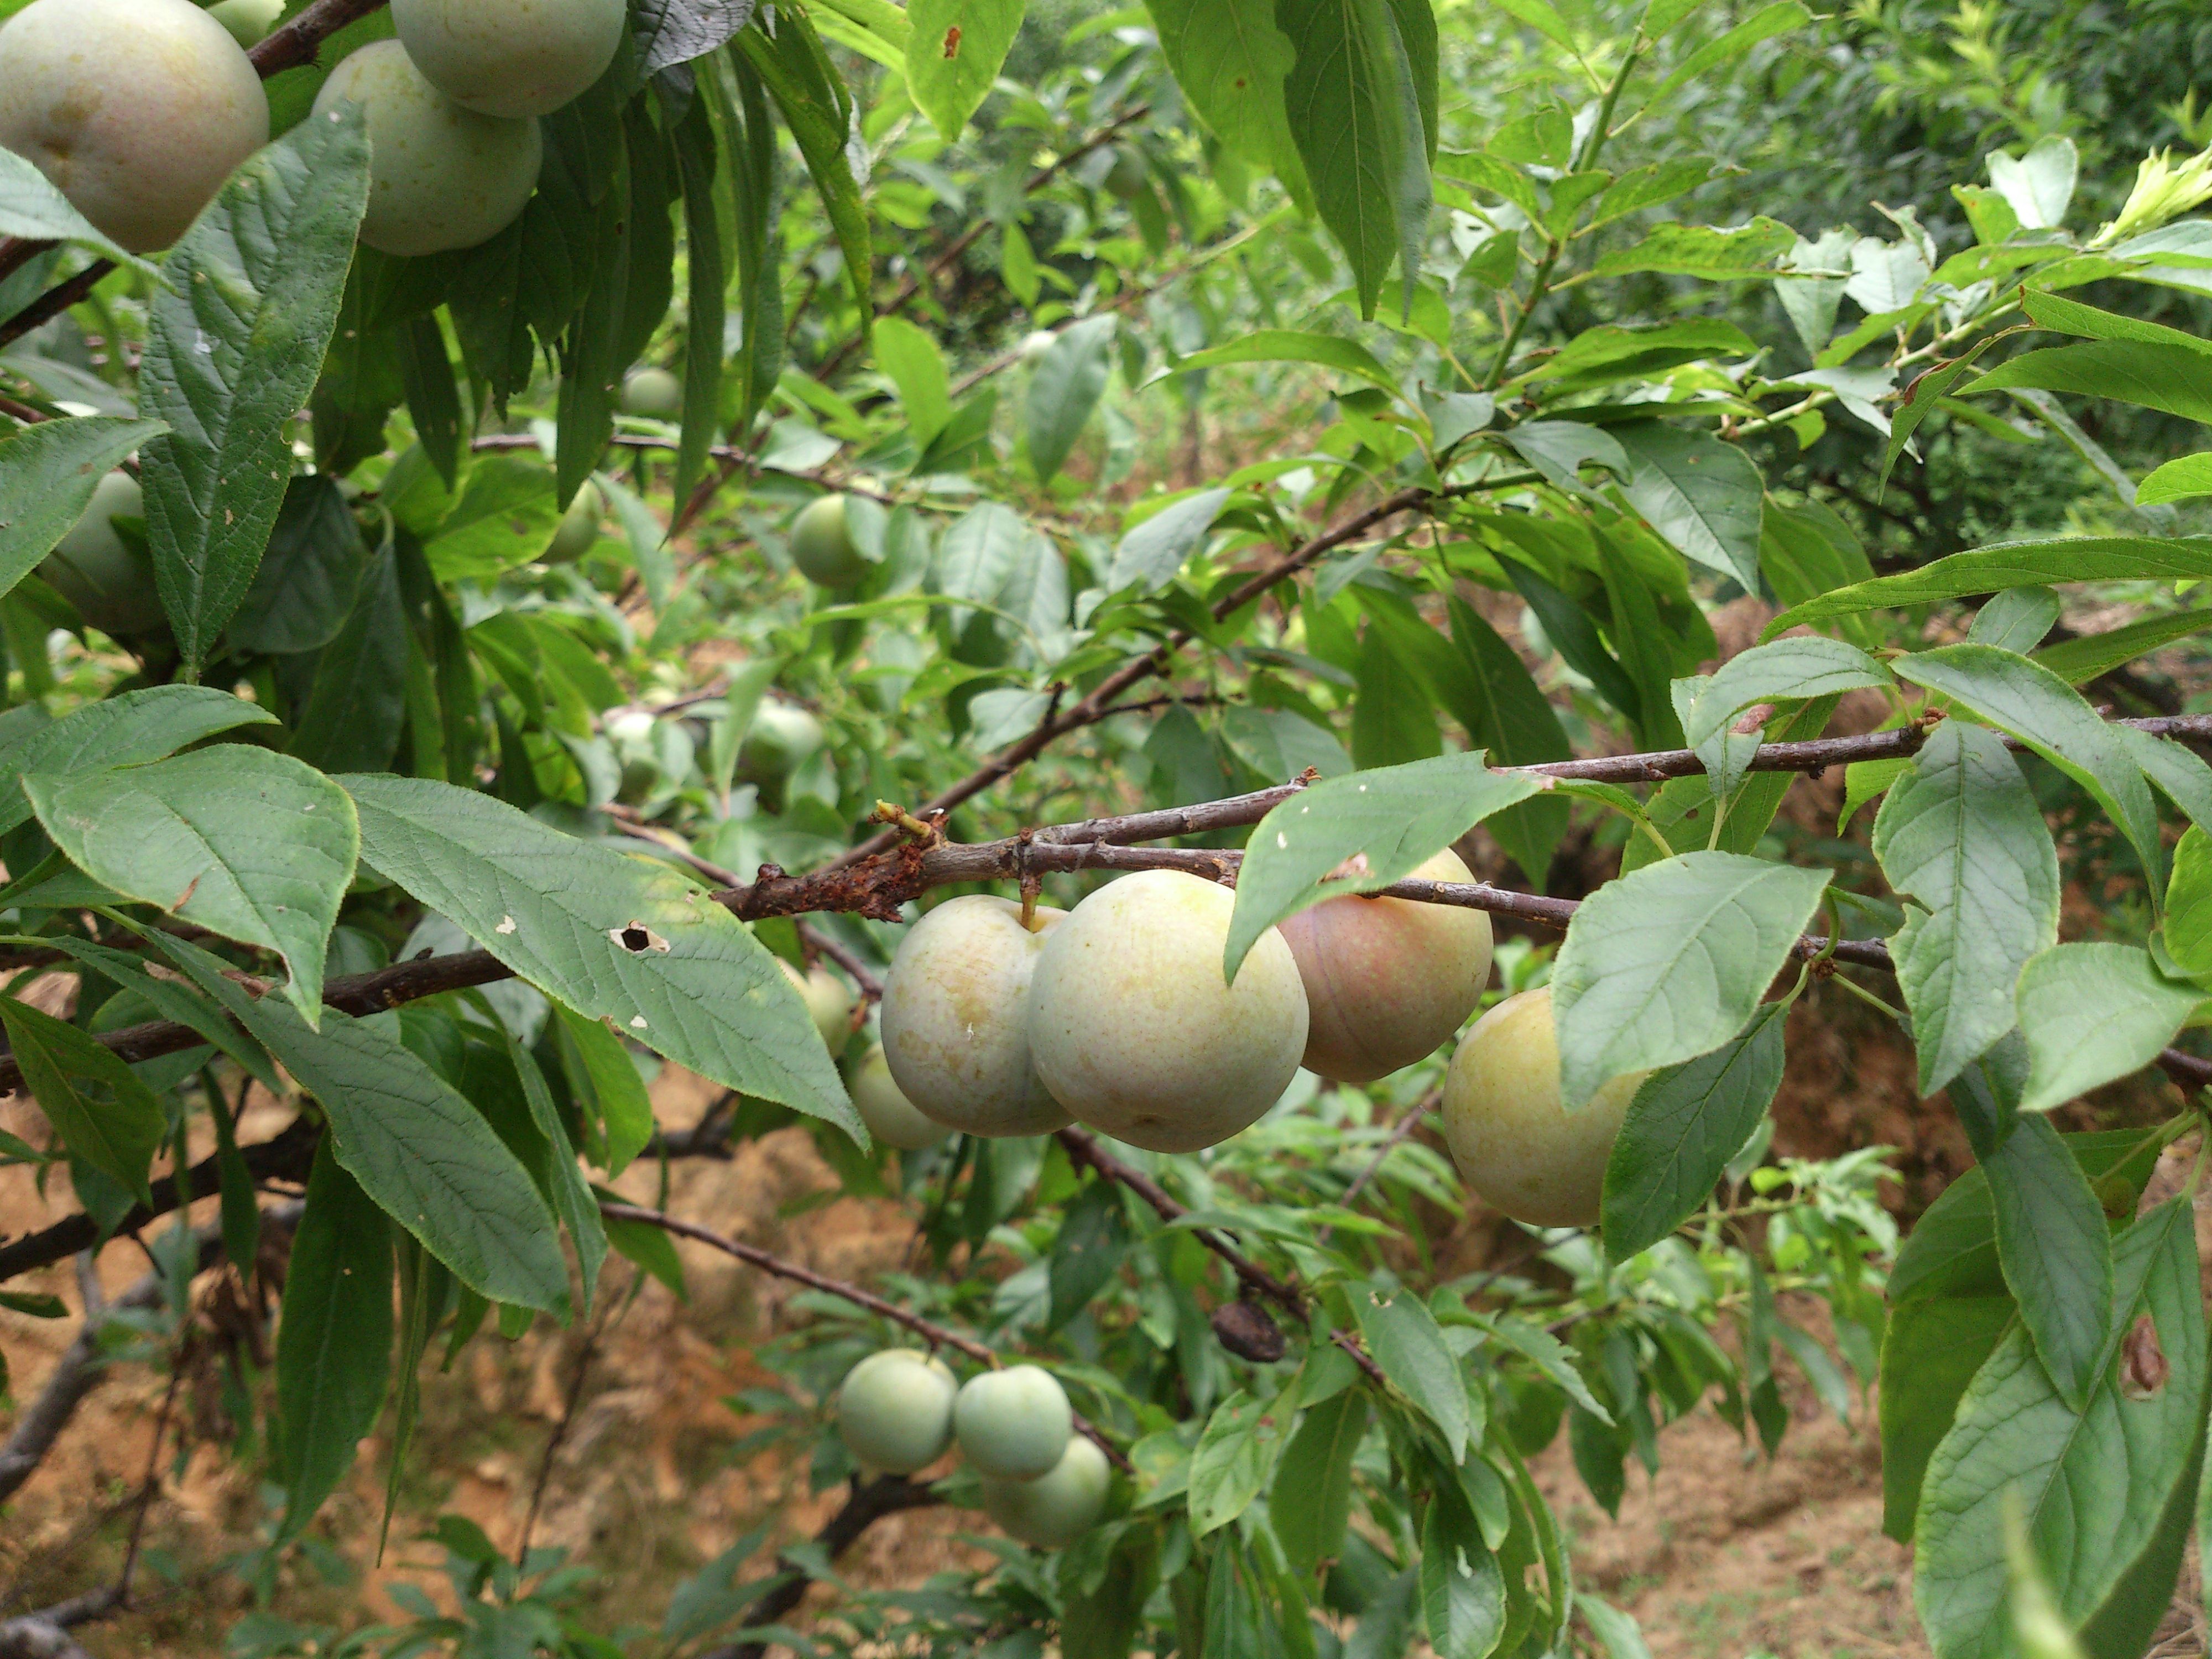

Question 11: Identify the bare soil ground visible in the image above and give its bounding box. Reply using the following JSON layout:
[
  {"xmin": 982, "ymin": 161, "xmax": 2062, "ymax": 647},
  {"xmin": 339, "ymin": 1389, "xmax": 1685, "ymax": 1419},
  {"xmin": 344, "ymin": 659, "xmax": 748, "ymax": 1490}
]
[{"xmin": 0, "ymin": 1028, "xmax": 2201, "ymax": 1656}]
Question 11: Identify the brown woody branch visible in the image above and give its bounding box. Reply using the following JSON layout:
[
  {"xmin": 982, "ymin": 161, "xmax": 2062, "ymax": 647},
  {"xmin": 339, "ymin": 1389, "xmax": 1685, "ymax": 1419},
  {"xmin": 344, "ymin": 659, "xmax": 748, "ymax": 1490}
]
[
  {"xmin": 597, "ymin": 1202, "xmax": 1131, "ymax": 1472},
  {"xmin": 0, "ymin": 0, "xmax": 393, "ymax": 340}
]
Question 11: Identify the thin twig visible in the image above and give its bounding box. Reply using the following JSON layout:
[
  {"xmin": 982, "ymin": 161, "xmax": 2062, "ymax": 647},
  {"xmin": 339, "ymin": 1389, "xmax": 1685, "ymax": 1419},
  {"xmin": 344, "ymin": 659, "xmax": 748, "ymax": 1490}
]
[{"xmin": 596, "ymin": 1202, "xmax": 1131, "ymax": 1471}]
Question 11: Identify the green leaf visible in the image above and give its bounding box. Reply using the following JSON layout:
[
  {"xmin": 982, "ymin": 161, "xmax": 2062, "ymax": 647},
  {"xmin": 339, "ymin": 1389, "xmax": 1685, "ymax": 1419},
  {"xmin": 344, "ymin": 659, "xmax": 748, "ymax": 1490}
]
[
  {"xmin": 1519, "ymin": 320, "xmax": 1756, "ymax": 393},
  {"xmin": 1647, "ymin": 1, "xmax": 1810, "ymax": 102},
  {"xmin": 1966, "ymin": 587, "xmax": 2060, "ymax": 655},
  {"xmin": 27, "ymin": 748, "xmax": 358, "ymax": 1024},
  {"xmin": 1110, "ymin": 488, "xmax": 1232, "ymax": 593},
  {"xmin": 226, "ymin": 476, "xmax": 368, "ymax": 656},
  {"xmin": 1026, "ymin": 315, "xmax": 1116, "ymax": 484},
  {"xmin": 1276, "ymin": 0, "xmax": 1432, "ymax": 315},
  {"xmin": 0, "ymin": 146, "xmax": 164, "ymax": 276},
  {"xmin": 1600, "ymin": 1001, "xmax": 1786, "ymax": 1259},
  {"xmin": 139, "ymin": 103, "xmax": 372, "ymax": 677},
  {"xmin": 1916, "ymin": 1202, "xmax": 2206, "ymax": 1659},
  {"xmin": 0, "ymin": 417, "xmax": 169, "ymax": 603},
  {"xmin": 150, "ymin": 932, "xmax": 571, "ymax": 1312},
  {"xmin": 276, "ymin": 1142, "xmax": 393, "ymax": 1539},
  {"xmin": 2015, "ymin": 943, "xmax": 2203, "ymax": 1113},
  {"xmin": 1188, "ymin": 1389, "xmax": 1293, "ymax": 1536},
  {"xmin": 1877, "ymin": 1295, "xmax": 2014, "ymax": 1543},
  {"xmin": 423, "ymin": 453, "xmax": 564, "ymax": 581},
  {"xmin": 739, "ymin": 14, "xmax": 870, "ymax": 320},
  {"xmin": 1577, "ymin": 1595, "xmax": 1654, "ymax": 1659},
  {"xmin": 341, "ymin": 776, "xmax": 857, "ymax": 1138},
  {"xmin": 1880, "ymin": 332, "xmax": 2012, "ymax": 491},
  {"xmin": 1148, "ymin": 0, "xmax": 1310, "ymax": 199},
  {"xmin": 498, "ymin": 1020, "xmax": 605, "ymax": 1319},
  {"xmin": 873, "ymin": 316, "xmax": 953, "ymax": 452},
  {"xmin": 1354, "ymin": 1284, "xmax": 1472, "ymax": 1459},
  {"xmin": 1225, "ymin": 753, "xmax": 1541, "ymax": 978},
  {"xmin": 1892, "ymin": 646, "xmax": 2164, "ymax": 887},
  {"xmin": 1420, "ymin": 1500, "xmax": 1506, "ymax": 1659},
  {"xmin": 1610, "ymin": 422, "xmax": 1765, "ymax": 592},
  {"xmin": 0, "ymin": 686, "xmax": 278, "ymax": 836},
  {"xmin": 2136, "ymin": 453, "xmax": 2212, "ymax": 505},
  {"xmin": 1984, "ymin": 1114, "xmax": 2112, "ymax": 1412},
  {"xmin": 1970, "ymin": 338, "xmax": 2212, "ymax": 425},
  {"xmin": 1679, "ymin": 637, "xmax": 1886, "ymax": 750},
  {"xmin": 2113, "ymin": 726, "xmax": 2212, "ymax": 840},
  {"xmin": 1871, "ymin": 721, "xmax": 2059, "ymax": 1095},
  {"xmin": 1274, "ymin": 1391, "xmax": 1366, "ymax": 1575},
  {"xmin": 1587, "ymin": 216, "xmax": 1796, "ymax": 280},
  {"xmin": 1351, "ymin": 621, "xmax": 1441, "ymax": 770},
  {"xmin": 1443, "ymin": 599, "xmax": 1571, "ymax": 885},
  {"xmin": 1047, "ymin": 1177, "xmax": 1133, "ymax": 1331},
  {"xmin": 1767, "ymin": 536, "xmax": 2212, "ymax": 633},
  {"xmin": 287, "ymin": 544, "xmax": 408, "ymax": 775},
  {"xmin": 2164, "ymin": 827, "xmax": 2212, "ymax": 978},
  {"xmin": 555, "ymin": 1003, "xmax": 654, "ymax": 1177},
  {"xmin": 1552, "ymin": 851, "xmax": 1830, "ymax": 1111},
  {"xmin": 0, "ymin": 998, "xmax": 165, "ymax": 1205},
  {"xmin": 1164, "ymin": 329, "xmax": 1397, "ymax": 390},
  {"xmin": 633, "ymin": 0, "xmax": 756, "ymax": 73},
  {"xmin": 906, "ymin": 0, "xmax": 1026, "ymax": 138}
]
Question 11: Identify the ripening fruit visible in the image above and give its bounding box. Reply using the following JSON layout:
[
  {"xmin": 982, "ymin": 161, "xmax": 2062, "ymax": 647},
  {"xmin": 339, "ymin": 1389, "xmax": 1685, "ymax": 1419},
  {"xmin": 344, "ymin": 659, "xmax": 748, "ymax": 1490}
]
[
  {"xmin": 789, "ymin": 495, "xmax": 868, "ymax": 589},
  {"xmin": 544, "ymin": 480, "xmax": 603, "ymax": 564},
  {"xmin": 391, "ymin": 0, "xmax": 626, "ymax": 119},
  {"xmin": 620, "ymin": 366, "xmax": 684, "ymax": 418},
  {"xmin": 954, "ymin": 1365, "xmax": 1071, "ymax": 1481},
  {"xmin": 738, "ymin": 701, "xmax": 825, "ymax": 783},
  {"xmin": 981, "ymin": 1435, "xmax": 1110, "ymax": 1548},
  {"xmin": 880, "ymin": 896, "xmax": 1070, "ymax": 1138},
  {"xmin": 0, "ymin": 0, "xmax": 270, "ymax": 254},
  {"xmin": 780, "ymin": 958, "xmax": 854, "ymax": 1060},
  {"xmin": 1440, "ymin": 987, "xmax": 1645, "ymax": 1228},
  {"xmin": 1277, "ymin": 849, "xmax": 1494, "ymax": 1083},
  {"xmin": 849, "ymin": 1044, "xmax": 950, "ymax": 1153},
  {"xmin": 1027, "ymin": 871, "xmax": 1308, "ymax": 1154},
  {"xmin": 836, "ymin": 1349, "xmax": 956, "ymax": 1475},
  {"xmin": 1019, "ymin": 330, "xmax": 1057, "ymax": 367},
  {"xmin": 1103, "ymin": 145, "xmax": 1148, "ymax": 200},
  {"xmin": 206, "ymin": 0, "xmax": 283, "ymax": 48},
  {"xmin": 40, "ymin": 471, "xmax": 166, "ymax": 637},
  {"xmin": 312, "ymin": 42, "xmax": 542, "ymax": 257}
]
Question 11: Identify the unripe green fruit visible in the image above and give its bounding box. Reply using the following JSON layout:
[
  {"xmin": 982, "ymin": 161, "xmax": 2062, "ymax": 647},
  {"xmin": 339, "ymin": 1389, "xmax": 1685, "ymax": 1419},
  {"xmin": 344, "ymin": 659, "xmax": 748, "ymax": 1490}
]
[
  {"xmin": 620, "ymin": 367, "xmax": 684, "ymax": 418},
  {"xmin": 391, "ymin": 0, "xmax": 626, "ymax": 119},
  {"xmin": 780, "ymin": 957, "xmax": 854, "ymax": 1060},
  {"xmin": 836, "ymin": 1349, "xmax": 956, "ymax": 1475},
  {"xmin": 1103, "ymin": 145, "xmax": 1148, "ymax": 201},
  {"xmin": 205, "ymin": 0, "xmax": 283, "ymax": 47},
  {"xmin": 954, "ymin": 1365, "xmax": 1071, "ymax": 1481},
  {"xmin": 849, "ymin": 1044, "xmax": 950, "ymax": 1152},
  {"xmin": 40, "ymin": 471, "xmax": 166, "ymax": 636},
  {"xmin": 789, "ymin": 494, "xmax": 868, "ymax": 589},
  {"xmin": 1028, "ymin": 871, "xmax": 1308, "ymax": 1154},
  {"xmin": 1440, "ymin": 987, "xmax": 1644, "ymax": 1228},
  {"xmin": 880, "ymin": 895, "xmax": 1070, "ymax": 1138},
  {"xmin": 544, "ymin": 480, "xmax": 603, "ymax": 564},
  {"xmin": 1019, "ymin": 330, "xmax": 1057, "ymax": 367},
  {"xmin": 737, "ymin": 701, "xmax": 825, "ymax": 784},
  {"xmin": 312, "ymin": 41, "xmax": 542, "ymax": 257},
  {"xmin": 981, "ymin": 1435, "xmax": 1109, "ymax": 1549},
  {"xmin": 0, "ymin": 0, "xmax": 269, "ymax": 254},
  {"xmin": 1278, "ymin": 848, "xmax": 1493, "ymax": 1083}
]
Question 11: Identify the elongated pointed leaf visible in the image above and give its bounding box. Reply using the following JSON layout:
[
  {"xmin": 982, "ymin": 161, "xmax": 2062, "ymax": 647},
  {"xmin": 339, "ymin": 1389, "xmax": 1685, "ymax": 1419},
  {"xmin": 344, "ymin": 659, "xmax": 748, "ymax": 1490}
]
[
  {"xmin": 1984, "ymin": 1114, "xmax": 2112, "ymax": 1412},
  {"xmin": 1872, "ymin": 722, "xmax": 2059, "ymax": 1095},
  {"xmin": 2015, "ymin": 943, "xmax": 2203, "ymax": 1112},
  {"xmin": 906, "ymin": 0, "xmax": 1026, "ymax": 138},
  {"xmin": 1354, "ymin": 1284, "xmax": 1472, "ymax": 1459},
  {"xmin": 1026, "ymin": 315, "xmax": 1116, "ymax": 484},
  {"xmin": 139, "ymin": 105, "xmax": 372, "ymax": 676},
  {"xmin": 27, "ymin": 748, "xmax": 357, "ymax": 1024},
  {"xmin": 341, "ymin": 775, "xmax": 857, "ymax": 1137},
  {"xmin": 1226, "ymin": 753, "xmax": 1541, "ymax": 978},
  {"xmin": 0, "ymin": 998, "xmax": 165, "ymax": 1206},
  {"xmin": 1611, "ymin": 422, "xmax": 1765, "ymax": 592},
  {"xmin": 1274, "ymin": 1391, "xmax": 1366, "ymax": 1574},
  {"xmin": 1768, "ymin": 537, "xmax": 2212, "ymax": 633},
  {"xmin": 0, "ymin": 417, "xmax": 169, "ymax": 603},
  {"xmin": 0, "ymin": 687, "xmax": 276, "ymax": 837},
  {"xmin": 1553, "ymin": 852, "xmax": 1829, "ymax": 1111},
  {"xmin": 1681, "ymin": 638, "xmax": 1886, "ymax": 749}
]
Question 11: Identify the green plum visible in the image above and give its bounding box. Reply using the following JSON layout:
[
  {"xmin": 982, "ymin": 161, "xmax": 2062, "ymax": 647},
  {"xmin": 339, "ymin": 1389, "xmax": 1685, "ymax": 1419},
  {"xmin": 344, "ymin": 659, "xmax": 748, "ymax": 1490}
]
[
  {"xmin": 544, "ymin": 480, "xmax": 603, "ymax": 564},
  {"xmin": 392, "ymin": 0, "xmax": 627, "ymax": 119},
  {"xmin": 789, "ymin": 494, "xmax": 868, "ymax": 589},
  {"xmin": 849, "ymin": 1044, "xmax": 951, "ymax": 1152},
  {"xmin": 836, "ymin": 1349, "xmax": 956, "ymax": 1475},
  {"xmin": 954, "ymin": 1365, "xmax": 1071, "ymax": 1481},
  {"xmin": 620, "ymin": 366, "xmax": 684, "ymax": 417},
  {"xmin": 980, "ymin": 1436, "xmax": 1110, "ymax": 1548}
]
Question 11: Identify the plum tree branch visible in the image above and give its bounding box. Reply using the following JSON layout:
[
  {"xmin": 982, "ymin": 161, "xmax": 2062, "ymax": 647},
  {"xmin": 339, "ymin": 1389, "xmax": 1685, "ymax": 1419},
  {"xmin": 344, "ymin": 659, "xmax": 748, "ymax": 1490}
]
[
  {"xmin": 597, "ymin": 1201, "xmax": 1133, "ymax": 1472},
  {"xmin": 10, "ymin": 712, "xmax": 2212, "ymax": 1102}
]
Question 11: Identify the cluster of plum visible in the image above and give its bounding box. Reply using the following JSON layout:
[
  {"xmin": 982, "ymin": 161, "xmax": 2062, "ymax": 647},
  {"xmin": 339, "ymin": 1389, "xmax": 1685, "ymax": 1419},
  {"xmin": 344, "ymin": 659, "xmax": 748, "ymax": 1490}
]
[
  {"xmin": 846, "ymin": 855, "xmax": 1637, "ymax": 1229},
  {"xmin": 0, "ymin": 0, "xmax": 623, "ymax": 262},
  {"xmin": 835, "ymin": 1351, "xmax": 1110, "ymax": 1550}
]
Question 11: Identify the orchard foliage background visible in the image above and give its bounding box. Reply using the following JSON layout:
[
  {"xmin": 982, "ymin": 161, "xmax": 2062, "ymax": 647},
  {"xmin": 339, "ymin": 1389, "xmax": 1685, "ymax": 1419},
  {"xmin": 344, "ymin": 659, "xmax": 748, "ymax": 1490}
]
[{"xmin": 5, "ymin": 0, "xmax": 2212, "ymax": 1653}]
